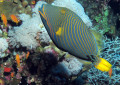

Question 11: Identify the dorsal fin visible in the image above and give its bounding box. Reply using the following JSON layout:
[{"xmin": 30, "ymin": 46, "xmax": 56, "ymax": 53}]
[{"xmin": 90, "ymin": 29, "xmax": 104, "ymax": 55}]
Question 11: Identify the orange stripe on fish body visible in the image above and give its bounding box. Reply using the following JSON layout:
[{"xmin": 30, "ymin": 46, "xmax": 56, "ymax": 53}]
[
  {"xmin": 16, "ymin": 54, "xmax": 20, "ymax": 67},
  {"xmin": 1, "ymin": 14, "xmax": 7, "ymax": 27},
  {"xmin": 10, "ymin": 15, "xmax": 19, "ymax": 24}
]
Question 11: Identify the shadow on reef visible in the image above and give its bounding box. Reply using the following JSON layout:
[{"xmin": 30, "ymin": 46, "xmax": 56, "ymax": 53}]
[
  {"xmin": 0, "ymin": 55, "xmax": 11, "ymax": 64},
  {"xmin": 108, "ymin": 0, "xmax": 120, "ymax": 37},
  {"xmin": 24, "ymin": 52, "xmax": 85, "ymax": 85},
  {"xmin": 0, "ymin": 45, "xmax": 86, "ymax": 85},
  {"xmin": 25, "ymin": 53, "xmax": 69, "ymax": 85},
  {"xmin": 108, "ymin": 0, "xmax": 120, "ymax": 15}
]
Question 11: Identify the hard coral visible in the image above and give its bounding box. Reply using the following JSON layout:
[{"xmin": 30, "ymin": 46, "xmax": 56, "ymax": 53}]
[
  {"xmin": 52, "ymin": 57, "xmax": 83, "ymax": 77},
  {"xmin": 0, "ymin": 1, "xmax": 18, "ymax": 20},
  {"xmin": 8, "ymin": 15, "xmax": 42, "ymax": 49},
  {"xmin": 0, "ymin": 0, "xmax": 32, "ymax": 25},
  {"xmin": 8, "ymin": 1, "xmax": 51, "ymax": 50}
]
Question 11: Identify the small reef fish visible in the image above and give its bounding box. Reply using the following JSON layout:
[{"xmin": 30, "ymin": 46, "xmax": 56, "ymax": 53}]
[
  {"xmin": 26, "ymin": 51, "xmax": 30, "ymax": 59},
  {"xmin": 108, "ymin": 68, "xmax": 112, "ymax": 78},
  {"xmin": 39, "ymin": 4, "xmax": 112, "ymax": 72},
  {"xmin": 1, "ymin": 14, "xmax": 7, "ymax": 27},
  {"xmin": 10, "ymin": 15, "xmax": 19, "ymax": 24},
  {"xmin": 16, "ymin": 54, "xmax": 20, "ymax": 67},
  {"xmin": 0, "ymin": 0, "xmax": 4, "ymax": 2}
]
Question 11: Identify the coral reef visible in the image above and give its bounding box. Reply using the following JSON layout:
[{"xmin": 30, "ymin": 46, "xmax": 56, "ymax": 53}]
[
  {"xmin": 8, "ymin": 14, "xmax": 45, "ymax": 49},
  {"xmin": 52, "ymin": 0, "xmax": 92, "ymax": 27},
  {"xmin": 83, "ymin": 37, "xmax": 120, "ymax": 84},
  {"xmin": 8, "ymin": 1, "xmax": 51, "ymax": 49},
  {"xmin": 0, "ymin": 0, "xmax": 32, "ymax": 20},
  {"xmin": 0, "ymin": 0, "xmax": 120, "ymax": 85},
  {"xmin": 108, "ymin": 0, "xmax": 120, "ymax": 37},
  {"xmin": 78, "ymin": 0, "xmax": 117, "ymax": 37},
  {"xmin": 52, "ymin": 57, "xmax": 83, "ymax": 77}
]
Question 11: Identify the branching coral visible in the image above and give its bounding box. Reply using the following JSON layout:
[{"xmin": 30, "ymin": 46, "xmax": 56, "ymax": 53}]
[{"xmin": 85, "ymin": 37, "xmax": 120, "ymax": 84}]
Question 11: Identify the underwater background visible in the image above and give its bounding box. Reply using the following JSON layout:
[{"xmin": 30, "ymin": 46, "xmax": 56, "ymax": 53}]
[{"xmin": 0, "ymin": 0, "xmax": 120, "ymax": 85}]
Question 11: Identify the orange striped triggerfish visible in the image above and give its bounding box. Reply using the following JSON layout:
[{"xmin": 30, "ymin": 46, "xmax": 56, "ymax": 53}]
[{"xmin": 39, "ymin": 4, "xmax": 112, "ymax": 72}]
